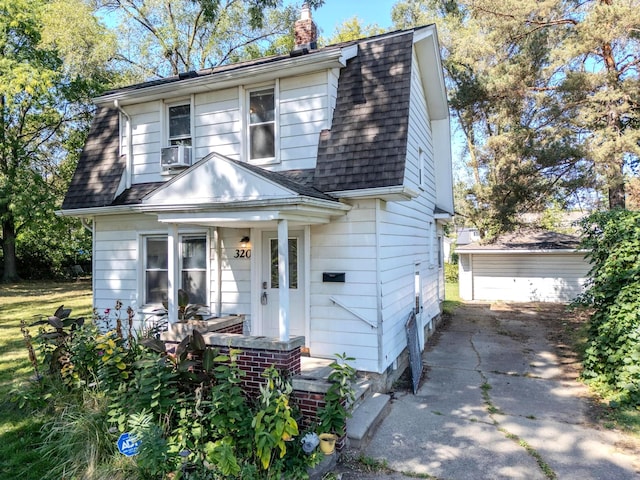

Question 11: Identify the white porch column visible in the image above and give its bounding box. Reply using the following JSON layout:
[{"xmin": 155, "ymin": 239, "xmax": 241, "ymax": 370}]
[
  {"xmin": 277, "ymin": 218, "xmax": 290, "ymax": 341},
  {"xmin": 167, "ymin": 224, "xmax": 179, "ymax": 325}
]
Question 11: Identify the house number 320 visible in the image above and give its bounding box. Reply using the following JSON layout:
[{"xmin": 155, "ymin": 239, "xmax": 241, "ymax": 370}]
[{"xmin": 234, "ymin": 249, "xmax": 251, "ymax": 258}]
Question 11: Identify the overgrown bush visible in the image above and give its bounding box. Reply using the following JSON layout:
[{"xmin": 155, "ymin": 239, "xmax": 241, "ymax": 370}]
[
  {"xmin": 16, "ymin": 216, "xmax": 91, "ymax": 280},
  {"xmin": 444, "ymin": 262, "xmax": 459, "ymax": 283},
  {"xmin": 21, "ymin": 303, "xmax": 326, "ymax": 479},
  {"xmin": 575, "ymin": 209, "xmax": 640, "ymax": 407}
]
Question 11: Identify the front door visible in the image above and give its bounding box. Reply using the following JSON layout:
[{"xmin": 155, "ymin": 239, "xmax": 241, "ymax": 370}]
[{"xmin": 261, "ymin": 231, "xmax": 305, "ymax": 338}]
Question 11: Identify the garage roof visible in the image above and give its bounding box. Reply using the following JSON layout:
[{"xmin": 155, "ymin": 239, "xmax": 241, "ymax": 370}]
[{"xmin": 457, "ymin": 229, "xmax": 583, "ymax": 253}]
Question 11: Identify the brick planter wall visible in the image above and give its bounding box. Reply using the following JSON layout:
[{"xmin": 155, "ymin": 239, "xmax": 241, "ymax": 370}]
[
  {"xmin": 160, "ymin": 330, "xmax": 347, "ymax": 450},
  {"xmin": 292, "ymin": 377, "xmax": 348, "ymax": 451},
  {"xmin": 200, "ymin": 334, "xmax": 303, "ymax": 394}
]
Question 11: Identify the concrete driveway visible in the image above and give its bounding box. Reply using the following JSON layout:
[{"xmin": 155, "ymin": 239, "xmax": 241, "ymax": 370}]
[{"xmin": 339, "ymin": 303, "xmax": 640, "ymax": 480}]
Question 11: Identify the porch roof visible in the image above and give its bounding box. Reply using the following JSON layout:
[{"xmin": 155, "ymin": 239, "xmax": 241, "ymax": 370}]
[{"xmin": 62, "ymin": 151, "xmax": 350, "ymax": 226}]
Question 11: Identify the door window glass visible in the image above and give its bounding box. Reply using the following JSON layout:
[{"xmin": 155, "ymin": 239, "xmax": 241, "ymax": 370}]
[{"xmin": 270, "ymin": 238, "xmax": 298, "ymax": 289}]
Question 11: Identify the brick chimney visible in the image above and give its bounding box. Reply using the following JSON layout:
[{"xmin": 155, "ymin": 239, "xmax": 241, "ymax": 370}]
[{"xmin": 293, "ymin": 3, "xmax": 317, "ymax": 52}]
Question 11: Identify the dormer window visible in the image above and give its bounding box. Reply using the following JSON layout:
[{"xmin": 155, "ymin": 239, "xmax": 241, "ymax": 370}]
[
  {"xmin": 168, "ymin": 103, "xmax": 191, "ymax": 146},
  {"xmin": 248, "ymin": 87, "xmax": 276, "ymax": 162}
]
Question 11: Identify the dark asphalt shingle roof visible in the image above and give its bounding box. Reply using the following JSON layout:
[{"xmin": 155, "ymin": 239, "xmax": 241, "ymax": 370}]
[
  {"xmin": 314, "ymin": 32, "xmax": 413, "ymax": 192},
  {"xmin": 457, "ymin": 229, "xmax": 582, "ymax": 251},
  {"xmin": 112, "ymin": 182, "xmax": 164, "ymax": 205},
  {"xmin": 62, "ymin": 30, "xmax": 419, "ymax": 210},
  {"xmin": 62, "ymin": 107, "xmax": 123, "ymax": 210}
]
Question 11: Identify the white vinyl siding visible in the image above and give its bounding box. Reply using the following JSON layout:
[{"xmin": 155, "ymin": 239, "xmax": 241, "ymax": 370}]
[
  {"xmin": 309, "ymin": 201, "xmax": 379, "ymax": 372},
  {"xmin": 93, "ymin": 218, "xmax": 254, "ymax": 325},
  {"xmin": 280, "ymin": 72, "xmax": 329, "ymax": 170},
  {"xmin": 93, "ymin": 215, "xmax": 161, "ymax": 315},
  {"xmin": 195, "ymin": 88, "xmax": 241, "ymax": 161},
  {"xmin": 218, "ymin": 228, "xmax": 252, "ymax": 318},
  {"xmin": 463, "ymin": 253, "xmax": 590, "ymax": 303},
  {"xmin": 406, "ymin": 50, "xmax": 434, "ymax": 195},
  {"xmin": 122, "ymin": 71, "xmax": 336, "ymax": 184},
  {"xmin": 128, "ymin": 103, "xmax": 162, "ymax": 184}
]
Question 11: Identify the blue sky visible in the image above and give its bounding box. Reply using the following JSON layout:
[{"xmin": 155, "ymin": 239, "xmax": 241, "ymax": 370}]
[{"xmin": 310, "ymin": 0, "xmax": 398, "ymax": 35}]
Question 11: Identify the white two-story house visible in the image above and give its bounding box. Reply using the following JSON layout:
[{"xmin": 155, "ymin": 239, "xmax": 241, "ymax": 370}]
[{"xmin": 61, "ymin": 9, "xmax": 453, "ymax": 377}]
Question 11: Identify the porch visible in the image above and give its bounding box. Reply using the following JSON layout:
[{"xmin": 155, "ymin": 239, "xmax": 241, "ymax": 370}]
[{"xmin": 160, "ymin": 316, "xmax": 389, "ymax": 451}]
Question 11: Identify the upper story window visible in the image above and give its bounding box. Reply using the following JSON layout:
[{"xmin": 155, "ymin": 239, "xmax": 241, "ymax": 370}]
[
  {"xmin": 168, "ymin": 104, "xmax": 192, "ymax": 146},
  {"xmin": 248, "ymin": 88, "xmax": 276, "ymax": 162}
]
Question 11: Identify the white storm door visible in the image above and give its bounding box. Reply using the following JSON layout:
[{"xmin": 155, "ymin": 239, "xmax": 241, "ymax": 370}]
[{"xmin": 261, "ymin": 231, "xmax": 305, "ymax": 338}]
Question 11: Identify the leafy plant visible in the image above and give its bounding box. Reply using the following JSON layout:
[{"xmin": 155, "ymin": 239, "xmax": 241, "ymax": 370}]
[
  {"xmin": 62, "ymin": 322, "xmax": 102, "ymax": 389},
  {"xmin": 317, "ymin": 353, "xmax": 356, "ymax": 437},
  {"xmin": 156, "ymin": 288, "xmax": 209, "ymax": 323},
  {"xmin": 444, "ymin": 262, "xmax": 458, "ymax": 283},
  {"xmin": 31, "ymin": 304, "xmax": 85, "ymax": 375},
  {"xmin": 128, "ymin": 410, "xmax": 176, "ymax": 479},
  {"xmin": 575, "ymin": 210, "xmax": 640, "ymax": 406},
  {"xmin": 252, "ymin": 366, "xmax": 299, "ymax": 471}
]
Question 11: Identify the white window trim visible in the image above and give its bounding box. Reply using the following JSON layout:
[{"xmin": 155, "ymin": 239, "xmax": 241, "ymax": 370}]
[
  {"xmin": 419, "ymin": 148, "xmax": 427, "ymax": 191},
  {"xmin": 428, "ymin": 221, "xmax": 436, "ymax": 269},
  {"xmin": 163, "ymin": 97, "xmax": 194, "ymax": 147},
  {"xmin": 140, "ymin": 231, "xmax": 209, "ymax": 308},
  {"xmin": 179, "ymin": 234, "xmax": 209, "ymax": 305},
  {"xmin": 243, "ymin": 80, "xmax": 280, "ymax": 165},
  {"xmin": 142, "ymin": 234, "xmax": 169, "ymax": 307}
]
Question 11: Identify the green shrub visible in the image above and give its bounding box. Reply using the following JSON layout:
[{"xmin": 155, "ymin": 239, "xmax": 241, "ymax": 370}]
[
  {"xmin": 24, "ymin": 303, "xmax": 333, "ymax": 479},
  {"xmin": 444, "ymin": 262, "xmax": 459, "ymax": 283},
  {"xmin": 576, "ymin": 210, "xmax": 640, "ymax": 406}
]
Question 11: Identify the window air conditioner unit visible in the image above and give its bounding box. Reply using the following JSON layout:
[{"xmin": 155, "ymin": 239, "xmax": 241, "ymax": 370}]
[{"xmin": 161, "ymin": 145, "xmax": 192, "ymax": 168}]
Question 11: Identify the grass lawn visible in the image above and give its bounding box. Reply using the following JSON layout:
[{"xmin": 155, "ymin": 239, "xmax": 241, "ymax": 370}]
[
  {"xmin": 0, "ymin": 280, "xmax": 92, "ymax": 480},
  {"xmin": 443, "ymin": 280, "xmax": 461, "ymax": 314}
]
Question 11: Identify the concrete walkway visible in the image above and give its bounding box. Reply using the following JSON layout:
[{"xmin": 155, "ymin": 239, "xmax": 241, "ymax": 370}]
[{"xmin": 339, "ymin": 304, "xmax": 640, "ymax": 480}]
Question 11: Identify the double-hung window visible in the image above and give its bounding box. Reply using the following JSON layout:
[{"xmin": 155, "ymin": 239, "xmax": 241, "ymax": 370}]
[
  {"xmin": 180, "ymin": 236, "xmax": 207, "ymax": 304},
  {"xmin": 145, "ymin": 237, "xmax": 169, "ymax": 304},
  {"xmin": 248, "ymin": 88, "xmax": 276, "ymax": 162},
  {"xmin": 143, "ymin": 235, "xmax": 207, "ymax": 305},
  {"xmin": 168, "ymin": 103, "xmax": 192, "ymax": 146}
]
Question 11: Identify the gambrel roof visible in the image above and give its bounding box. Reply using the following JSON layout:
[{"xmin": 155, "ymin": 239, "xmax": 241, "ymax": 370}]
[
  {"xmin": 314, "ymin": 33, "xmax": 412, "ymax": 192},
  {"xmin": 61, "ymin": 26, "xmax": 444, "ymax": 213},
  {"xmin": 62, "ymin": 106, "xmax": 122, "ymax": 209}
]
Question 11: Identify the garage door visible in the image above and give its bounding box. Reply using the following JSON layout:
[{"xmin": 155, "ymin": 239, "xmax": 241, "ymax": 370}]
[{"xmin": 472, "ymin": 253, "xmax": 590, "ymax": 302}]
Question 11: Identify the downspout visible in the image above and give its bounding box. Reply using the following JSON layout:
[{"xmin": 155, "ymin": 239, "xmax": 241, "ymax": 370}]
[
  {"xmin": 113, "ymin": 100, "xmax": 133, "ymax": 190},
  {"xmin": 80, "ymin": 217, "xmax": 93, "ymax": 233},
  {"xmin": 375, "ymin": 199, "xmax": 384, "ymax": 373}
]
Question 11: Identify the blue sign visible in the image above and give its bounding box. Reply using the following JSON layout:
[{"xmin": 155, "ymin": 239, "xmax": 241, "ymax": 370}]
[{"xmin": 117, "ymin": 432, "xmax": 141, "ymax": 457}]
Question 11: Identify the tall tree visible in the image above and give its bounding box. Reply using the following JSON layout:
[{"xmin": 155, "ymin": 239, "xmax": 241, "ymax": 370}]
[
  {"xmin": 0, "ymin": 0, "xmax": 114, "ymax": 281},
  {"xmin": 97, "ymin": 0, "xmax": 324, "ymax": 80},
  {"xmin": 392, "ymin": 0, "xmax": 639, "ymax": 236},
  {"xmin": 322, "ymin": 16, "xmax": 387, "ymax": 44}
]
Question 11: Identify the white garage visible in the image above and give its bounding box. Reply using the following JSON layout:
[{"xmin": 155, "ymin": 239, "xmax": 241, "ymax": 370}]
[{"xmin": 457, "ymin": 230, "xmax": 590, "ymax": 303}]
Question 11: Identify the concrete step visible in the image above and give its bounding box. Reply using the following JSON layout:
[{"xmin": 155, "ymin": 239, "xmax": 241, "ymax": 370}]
[{"xmin": 346, "ymin": 392, "xmax": 391, "ymax": 450}]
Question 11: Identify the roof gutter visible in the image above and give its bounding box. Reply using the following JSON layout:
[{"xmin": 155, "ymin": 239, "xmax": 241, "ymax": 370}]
[
  {"xmin": 95, "ymin": 48, "xmax": 355, "ymax": 106},
  {"xmin": 56, "ymin": 195, "xmax": 351, "ymax": 218},
  {"xmin": 457, "ymin": 248, "xmax": 589, "ymax": 254},
  {"xmin": 113, "ymin": 100, "xmax": 132, "ymax": 190},
  {"xmin": 330, "ymin": 185, "xmax": 419, "ymax": 201}
]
